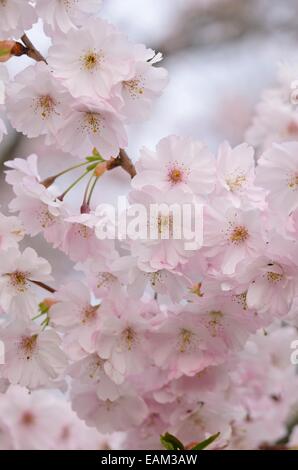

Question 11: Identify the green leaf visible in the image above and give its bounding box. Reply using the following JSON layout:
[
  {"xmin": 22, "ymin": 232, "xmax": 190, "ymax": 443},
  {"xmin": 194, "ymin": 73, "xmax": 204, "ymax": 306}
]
[
  {"xmin": 86, "ymin": 148, "xmax": 104, "ymax": 163},
  {"xmin": 160, "ymin": 433, "xmax": 185, "ymax": 450},
  {"xmin": 0, "ymin": 48, "xmax": 10, "ymax": 58},
  {"xmin": 191, "ymin": 432, "xmax": 220, "ymax": 450},
  {"xmin": 92, "ymin": 147, "xmax": 101, "ymax": 158},
  {"xmin": 86, "ymin": 155, "xmax": 104, "ymax": 162},
  {"xmin": 38, "ymin": 302, "xmax": 50, "ymax": 315},
  {"xmin": 86, "ymin": 162, "xmax": 99, "ymax": 172}
]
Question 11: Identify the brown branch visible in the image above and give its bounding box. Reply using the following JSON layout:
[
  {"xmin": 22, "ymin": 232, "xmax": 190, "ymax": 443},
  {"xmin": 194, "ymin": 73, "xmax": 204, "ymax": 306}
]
[
  {"xmin": 21, "ymin": 33, "xmax": 47, "ymax": 63},
  {"xmin": 107, "ymin": 149, "xmax": 136, "ymax": 178},
  {"xmin": 29, "ymin": 280, "xmax": 56, "ymax": 294}
]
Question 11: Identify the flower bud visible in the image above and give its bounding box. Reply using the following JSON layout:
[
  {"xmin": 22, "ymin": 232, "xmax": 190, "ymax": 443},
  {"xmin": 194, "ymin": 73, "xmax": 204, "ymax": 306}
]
[
  {"xmin": 0, "ymin": 40, "xmax": 26, "ymax": 62},
  {"xmin": 42, "ymin": 298, "xmax": 57, "ymax": 310},
  {"xmin": 94, "ymin": 161, "xmax": 107, "ymax": 177}
]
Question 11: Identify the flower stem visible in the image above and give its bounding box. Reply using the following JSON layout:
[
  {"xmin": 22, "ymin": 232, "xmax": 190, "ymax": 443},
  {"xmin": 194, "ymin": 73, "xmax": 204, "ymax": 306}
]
[
  {"xmin": 57, "ymin": 169, "xmax": 91, "ymax": 201},
  {"xmin": 80, "ymin": 172, "xmax": 98, "ymax": 213},
  {"xmin": 87, "ymin": 176, "xmax": 99, "ymax": 205},
  {"xmin": 41, "ymin": 161, "xmax": 90, "ymax": 188}
]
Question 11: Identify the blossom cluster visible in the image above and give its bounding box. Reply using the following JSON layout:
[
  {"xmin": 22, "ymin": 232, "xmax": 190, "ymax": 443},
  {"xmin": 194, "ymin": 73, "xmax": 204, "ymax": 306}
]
[{"xmin": 0, "ymin": 0, "xmax": 298, "ymax": 451}]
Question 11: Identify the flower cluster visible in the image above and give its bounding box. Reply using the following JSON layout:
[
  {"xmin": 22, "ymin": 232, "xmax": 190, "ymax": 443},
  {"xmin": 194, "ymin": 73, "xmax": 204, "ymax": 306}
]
[{"xmin": 0, "ymin": 0, "xmax": 298, "ymax": 451}]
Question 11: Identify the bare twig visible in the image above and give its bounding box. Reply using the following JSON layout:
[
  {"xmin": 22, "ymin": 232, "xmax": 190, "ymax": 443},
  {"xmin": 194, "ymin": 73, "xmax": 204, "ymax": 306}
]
[
  {"xmin": 107, "ymin": 149, "xmax": 137, "ymax": 178},
  {"xmin": 29, "ymin": 280, "xmax": 56, "ymax": 294},
  {"xmin": 21, "ymin": 33, "xmax": 47, "ymax": 63}
]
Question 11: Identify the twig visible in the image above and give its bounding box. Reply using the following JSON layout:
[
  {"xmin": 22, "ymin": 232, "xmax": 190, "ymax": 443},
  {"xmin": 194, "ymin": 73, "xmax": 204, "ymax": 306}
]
[
  {"xmin": 29, "ymin": 280, "xmax": 56, "ymax": 294},
  {"xmin": 107, "ymin": 149, "xmax": 136, "ymax": 178},
  {"xmin": 21, "ymin": 33, "xmax": 47, "ymax": 63}
]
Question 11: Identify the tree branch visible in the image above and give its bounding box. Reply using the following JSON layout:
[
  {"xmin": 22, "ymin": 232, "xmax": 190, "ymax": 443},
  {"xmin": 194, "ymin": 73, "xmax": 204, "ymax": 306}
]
[
  {"xmin": 107, "ymin": 149, "xmax": 136, "ymax": 178},
  {"xmin": 21, "ymin": 33, "xmax": 47, "ymax": 63}
]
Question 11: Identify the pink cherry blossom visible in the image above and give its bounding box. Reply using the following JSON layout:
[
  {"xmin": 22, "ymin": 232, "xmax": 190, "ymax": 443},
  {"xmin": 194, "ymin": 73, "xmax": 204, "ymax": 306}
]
[
  {"xmin": 133, "ymin": 135, "xmax": 216, "ymax": 196},
  {"xmin": 0, "ymin": 212, "xmax": 24, "ymax": 250},
  {"xmin": 71, "ymin": 383, "xmax": 148, "ymax": 434},
  {"xmin": 0, "ymin": 0, "xmax": 37, "ymax": 38},
  {"xmin": 204, "ymin": 198, "xmax": 266, "ymax": 274},
  {"xmin": 256, "ymin": 141, "xmax": 298, "ymax": 215},
  {"xmin": 0, "ymin": 320, "xmax": 67, "ymax": 388},
  {"xmin": 56, "ymin": 99, "xmax": 127, "ymax": 159},
  {"xmin": 0, "ymin": 385, "xmax": 104, "ymax": 450},
  {"xmin": 112, "ymin": 45, "xmax": 168, "ymax": 123},
  {"xmin": 128, "ymin": 186, "xmax": 202, "ymax": 270},
  {"xmin": 215, "ymin": 141, "xmax": 265, "ymax": 208},
  {"xmin": 62, "ymin": 213, "xmax": 115, "ymax": 262},
  {"xmin": 95, "ymin": 295, "xmax": 154, "ymax": 383},
  {"xmin": 0, "ymin": 247, "xmax": 52, "ymax": 316},
  {"xmin": 6, "ymin": 62, "xmax": 72, "ymax": 142},
  {"xmin": 50, "ymin": 281, "xmax": 101, "ymax": 353},
  {"xmin": 48, "ymin": 17, "xmax": 133, "ymax": 100},
  {"xmin": 149, "ymin": 310, "xmax": 223, "ymax": 379},
  {"xmin": 35, "ymin": 0, "xmax": 102, "ymax": 34}
]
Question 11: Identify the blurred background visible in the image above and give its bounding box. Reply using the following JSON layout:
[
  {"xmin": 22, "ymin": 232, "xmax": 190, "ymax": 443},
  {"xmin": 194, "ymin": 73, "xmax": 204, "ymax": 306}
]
[{"xmin": 1, "ymin": 0, "xmax": 298, "ymax": 279}]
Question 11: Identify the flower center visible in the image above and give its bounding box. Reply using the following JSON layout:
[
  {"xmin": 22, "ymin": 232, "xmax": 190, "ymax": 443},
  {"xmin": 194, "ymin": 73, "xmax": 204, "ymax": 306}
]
[
  {"xmin": 149, "ymin": 271, "xmax": 163, "ymax": 287},
  {"xmin": 178, "ymin": 328, "xmax": 194, "ymax": 353},
  {"xmin": 267, "ymin": 271, "xmax": 283, "ymax": 283},
  {"xmin": 288, "ymin": 173, "xmax": 298, "ymax": 190},
  {"xmin": 168, "ymin": 168, "xmax": 183, "ymax": 184},
  {"xmin": 207, "ymin": 310, "xmax": 223, "ymax": 337},
  {"xmin": 157, "ymin": 213, "xmax": 174, "ymax": 237},
  {"xmin": 87, "ymin": 356, "xmax": 104, "ymax": 379},
  {"xmin": 233, "ymin": 292, "xmax": 248, "ymax": 310},
  {"xmin": 82, "ymin": 112, "xmax": 103, "ymax": 135},
  {"xmin": 34, "ymin": 95, "xmax": 56, "ymax": 119},
  {"xmin": 226, "ymin": 174, "xmax": 246, "ymax": 192},
  {"xmin": 230, "ymin": 225, "xmax": 249, "ymax": 244},
  {"xmin": 123, "ymin": 77, "xmax": 145, "ymax": 98},
  {"xmin": 38, "ymin": 206, "xmax": 55, "ymax": 229},
  {"xmin": 167, "ymin": 162, "xmax": 189, "ymax": 185},
  {"xmin": 96, "ymin": 272, "xmax": 116, "ymax": 289},
  {"xmin": 75, "ymin": 223, "xmax": 92, "ymax": 239},
  {"xmin": 190, "ymin": 282, "xmax": 204, "ymax": 297},
  {"xmin": 63, "ymin": 0, "xmax": 76, "ymax": 12},
  {"xmin": 19, "ymin": 334, "xmax": 38, "ymax": 360},
  {"xmin": 122, "ymin": 327, "xmax": 136, "ymax": 351},
  {"xmin": 8, "ymin": 271, "xmax": 28, "ymax": 292},
  {"xmin": 81, "ymin": 305, "xmax": 98, "ymax": 324},
  {"xmin": 81, "ymin": 50, "xmax": 104, "ymax": 71}
]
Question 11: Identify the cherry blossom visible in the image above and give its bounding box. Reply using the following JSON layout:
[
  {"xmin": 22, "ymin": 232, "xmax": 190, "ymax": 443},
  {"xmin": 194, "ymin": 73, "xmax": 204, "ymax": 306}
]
[
  {"xmin": 203, "ymin": 199, "xmax": 266, "ymax": 274},
  {"xmin": 35, "ymin": 0, "xmax": 102, "ymax": 34},
  {"xmin": 95, "ymin": 295, "xmax": 154, "ymax": 383},
  {"xmin": 50, "ymin": 281, "xmax": 101, "ymax": 353},
  {"xmin": 0, "ymin": 0, "xmax": 37, "ymax": 38},
  {"xmin": 71, "ymin": 383, "xmax": 148, "ymax": 434},
  {"xmin": 0, "ymin": 320, "xmax": 67, "ymax": 388},
  {"xmin": 6, "ymin": 62, "xmax": 72, "ymax": 142},
  {"xmin": 56, "ymin": 99, "xmax": 127, "ymax": 159},
  {"xmin": 0, "ymin": 247, "xmax": 52, "ymax": 316},
  {"xmin": 256, "ymin": 141, "xmax": 298, "ymax": 215},
  {"xmin": 112, "ymin": 45, "xmax": 169, "ymax": 123},
  {"xmin": 0, "ymin": 385, "xmax": 105, "ymax": 450},
  {"xmin": 0, "ymin": 212, "xmax": 24, "ymax": 250},
  {"xmin": 132, "ymin": 135, "xmax": 216, "ymax": 196},
  {"xmin": 48, "ymin": 18, "xmax": 133, "ymax": 100}
]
